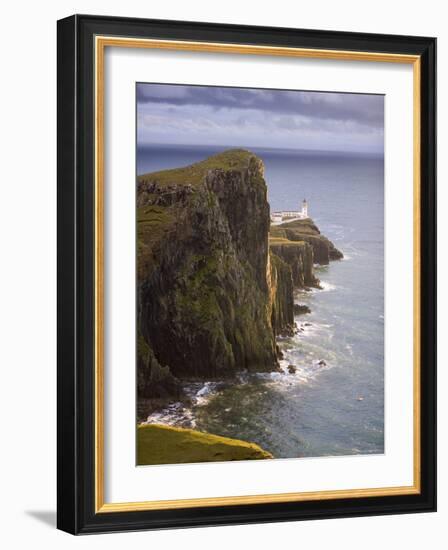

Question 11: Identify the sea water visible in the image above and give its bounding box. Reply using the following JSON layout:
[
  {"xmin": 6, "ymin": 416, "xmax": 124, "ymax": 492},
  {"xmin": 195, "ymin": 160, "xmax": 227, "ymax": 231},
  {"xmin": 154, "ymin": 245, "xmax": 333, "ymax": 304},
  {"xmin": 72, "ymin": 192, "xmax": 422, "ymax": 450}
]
[{"xmin": 138, "ymin": 144, "xmax": 384, "ymax": 458}]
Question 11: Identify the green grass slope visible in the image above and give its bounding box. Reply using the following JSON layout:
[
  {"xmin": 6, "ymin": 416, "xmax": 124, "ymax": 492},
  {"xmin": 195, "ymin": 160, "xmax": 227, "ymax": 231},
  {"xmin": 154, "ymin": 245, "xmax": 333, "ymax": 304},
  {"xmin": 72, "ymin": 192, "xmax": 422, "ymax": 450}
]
[
  {"xmin": 137, "ymin": 148, "xmax": 257, "ymax": 188},
  {"xmin": 137, "ymin": 424, "xmax": 273, "ymax": 465}
]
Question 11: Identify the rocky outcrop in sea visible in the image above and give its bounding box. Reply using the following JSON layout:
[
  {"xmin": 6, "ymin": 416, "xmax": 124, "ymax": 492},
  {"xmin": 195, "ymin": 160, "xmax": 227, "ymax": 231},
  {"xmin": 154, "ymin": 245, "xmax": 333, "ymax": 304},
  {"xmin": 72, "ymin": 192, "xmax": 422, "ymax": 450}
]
[{"xmin": 270, "ymin": 218, "xmax": 344, "ymax": 265}]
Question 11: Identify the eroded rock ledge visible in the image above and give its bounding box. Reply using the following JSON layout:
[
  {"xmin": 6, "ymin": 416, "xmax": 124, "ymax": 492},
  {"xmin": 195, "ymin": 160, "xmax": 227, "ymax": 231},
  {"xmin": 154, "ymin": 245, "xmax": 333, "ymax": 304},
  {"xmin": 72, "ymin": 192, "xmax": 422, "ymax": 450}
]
[{"xmin": 270, "ymin": 218, "xmax": 344, "ymax": 265}]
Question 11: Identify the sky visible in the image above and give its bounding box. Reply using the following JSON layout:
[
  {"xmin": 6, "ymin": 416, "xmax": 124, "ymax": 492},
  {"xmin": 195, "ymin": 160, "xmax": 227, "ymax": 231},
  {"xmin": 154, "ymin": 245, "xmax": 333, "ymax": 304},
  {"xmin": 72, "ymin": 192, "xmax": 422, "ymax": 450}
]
[{"xmin": 137, "ymin": 83, "xmax": 384, "ymax": 154}]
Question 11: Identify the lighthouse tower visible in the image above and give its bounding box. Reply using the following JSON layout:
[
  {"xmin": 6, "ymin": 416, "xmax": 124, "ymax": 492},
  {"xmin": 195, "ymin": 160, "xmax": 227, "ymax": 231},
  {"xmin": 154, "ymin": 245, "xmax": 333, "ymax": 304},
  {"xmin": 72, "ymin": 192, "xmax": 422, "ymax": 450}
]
[{"xmin": 301, "ymin": 199, "xmax": 308, "ymax": 218}]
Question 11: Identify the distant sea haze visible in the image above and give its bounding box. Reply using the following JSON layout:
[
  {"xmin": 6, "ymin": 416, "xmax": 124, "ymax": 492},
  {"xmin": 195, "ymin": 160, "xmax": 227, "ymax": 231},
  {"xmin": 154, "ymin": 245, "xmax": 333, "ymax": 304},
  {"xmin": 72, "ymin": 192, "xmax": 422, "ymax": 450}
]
[
  {"xmin": 137, "ymin": 143, "xmax": 385, "ymax": 458},
  {"xmin": 137, "ymin": 143, "xmax": 383, "ymax": 177}
]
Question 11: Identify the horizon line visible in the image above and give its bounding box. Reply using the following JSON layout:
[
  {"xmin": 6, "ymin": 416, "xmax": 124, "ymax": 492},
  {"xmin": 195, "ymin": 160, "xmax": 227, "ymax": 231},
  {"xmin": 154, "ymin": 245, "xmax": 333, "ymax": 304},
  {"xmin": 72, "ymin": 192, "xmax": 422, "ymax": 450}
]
[{"xmin": 137, "ymin": 142, "xmax": 384, "ymax": 157}]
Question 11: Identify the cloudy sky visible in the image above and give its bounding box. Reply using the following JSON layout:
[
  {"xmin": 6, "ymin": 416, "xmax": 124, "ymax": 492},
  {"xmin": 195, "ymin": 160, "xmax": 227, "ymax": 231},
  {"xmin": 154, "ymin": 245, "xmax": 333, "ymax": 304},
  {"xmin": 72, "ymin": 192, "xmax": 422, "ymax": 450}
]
[{"xmin": 137, "ymin": 83, "xmax": 384, "ymax": 154}]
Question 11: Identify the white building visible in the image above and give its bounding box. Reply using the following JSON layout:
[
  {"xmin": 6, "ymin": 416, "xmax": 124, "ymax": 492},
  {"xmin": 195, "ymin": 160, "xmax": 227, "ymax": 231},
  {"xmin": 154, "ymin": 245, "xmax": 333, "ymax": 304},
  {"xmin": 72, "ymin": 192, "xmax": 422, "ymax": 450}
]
[
  {"xmin": 270, "ymin": 199, "xmax": 309, "ymax": 224},
  {"xmin": 301, "ymin": 198, "xmax": 308, "ymax": 218}
]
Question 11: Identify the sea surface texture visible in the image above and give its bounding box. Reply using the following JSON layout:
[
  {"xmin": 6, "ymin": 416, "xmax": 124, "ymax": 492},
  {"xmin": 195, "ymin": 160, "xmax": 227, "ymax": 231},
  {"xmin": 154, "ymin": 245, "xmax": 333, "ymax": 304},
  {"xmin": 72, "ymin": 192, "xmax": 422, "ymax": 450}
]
[{"xmin": 138, "ymin": 144, "xmax": 384, "ymax": 458}]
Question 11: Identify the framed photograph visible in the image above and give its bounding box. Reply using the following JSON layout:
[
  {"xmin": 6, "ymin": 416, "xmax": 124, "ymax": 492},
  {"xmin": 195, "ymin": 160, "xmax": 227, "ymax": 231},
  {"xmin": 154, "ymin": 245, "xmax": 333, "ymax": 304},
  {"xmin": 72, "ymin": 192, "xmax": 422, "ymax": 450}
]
[{"xmin": 57, "ymin": 14, "xmax": 436, "ymax": 534}]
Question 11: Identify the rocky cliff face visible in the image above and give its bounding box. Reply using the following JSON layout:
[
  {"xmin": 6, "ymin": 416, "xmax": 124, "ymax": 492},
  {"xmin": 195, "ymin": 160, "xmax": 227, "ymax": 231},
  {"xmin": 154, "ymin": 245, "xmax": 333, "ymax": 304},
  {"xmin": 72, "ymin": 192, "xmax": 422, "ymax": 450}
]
[
  {"xmin": 136, "ymin": 150, "xmax": 342, "ymax": 404},
  {"xmin": 269, "ymin": 241, "xmax": 320, "ymax": 288},
  {"xmin": 137, "ymin": 150, "xmax": 277, "ymax": 401},
  {"xmin": 268, "ymin": 252, "xmax": 295, "ymax": 336},
  {"xmin": 267, "ymin": 240, "xmax": 320, "ymax": 336}
]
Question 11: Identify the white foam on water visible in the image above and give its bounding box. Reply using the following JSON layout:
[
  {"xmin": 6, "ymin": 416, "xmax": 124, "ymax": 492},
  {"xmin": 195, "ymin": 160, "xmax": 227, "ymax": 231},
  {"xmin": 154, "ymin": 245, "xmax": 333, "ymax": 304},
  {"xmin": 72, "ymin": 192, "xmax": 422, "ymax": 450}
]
[
  {"xmin": 300, "ymin": 281, "xmax": 337, "ymax": 294},
  {"xmin": 261, "ymin": 347, "xmax": 334, "ymax": 389},
  {"xmin": 319, "ymin": 281, "xmax": 337, "ymax": 292},
  {"xmin": 143, "ymin": 380, "xmax": 225, "ymax": 428},
  {"xmin": 144, "ymin": 401, "xmax": 197, "ymax": 429},
  {"xmin": 294, "ymin": 321, "xmax": 333, "ymax": 340}
]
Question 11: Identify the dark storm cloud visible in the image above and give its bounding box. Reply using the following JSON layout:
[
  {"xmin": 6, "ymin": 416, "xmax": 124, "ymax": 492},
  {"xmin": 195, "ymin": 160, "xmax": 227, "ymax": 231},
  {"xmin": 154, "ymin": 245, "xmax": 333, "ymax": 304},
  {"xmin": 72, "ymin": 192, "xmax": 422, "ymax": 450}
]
[
  {"xmin": 137, "ymin": 84, "xmax": 383, "ymax": 128},
  {"xmin": 136, "ymin": 83, "xmax": 384, "ymax": 153}
]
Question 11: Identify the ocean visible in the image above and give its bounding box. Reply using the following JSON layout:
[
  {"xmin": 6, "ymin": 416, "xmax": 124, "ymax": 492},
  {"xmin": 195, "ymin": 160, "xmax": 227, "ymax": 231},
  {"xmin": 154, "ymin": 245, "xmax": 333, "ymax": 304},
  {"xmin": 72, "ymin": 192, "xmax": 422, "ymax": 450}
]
[{"xmin": 138, "ymin": 143, "xmax": 384, "ymax": 458}]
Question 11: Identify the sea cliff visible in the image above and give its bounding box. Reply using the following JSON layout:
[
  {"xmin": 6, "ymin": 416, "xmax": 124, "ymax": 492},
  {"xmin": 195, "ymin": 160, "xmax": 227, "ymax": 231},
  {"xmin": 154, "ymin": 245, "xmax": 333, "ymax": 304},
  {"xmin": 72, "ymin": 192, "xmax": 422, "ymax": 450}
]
[{"xmin": 137, "ymin": 149, "xmax": 342, "ymax": 411}]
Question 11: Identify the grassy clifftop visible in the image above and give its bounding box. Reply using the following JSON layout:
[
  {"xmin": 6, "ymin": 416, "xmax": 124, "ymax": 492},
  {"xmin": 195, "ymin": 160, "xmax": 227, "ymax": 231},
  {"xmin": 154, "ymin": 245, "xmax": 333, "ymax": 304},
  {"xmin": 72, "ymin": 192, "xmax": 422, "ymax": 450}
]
[
  {"xmin": 137, "ymin": 149, "xmax": 265, "ymax": 280},
  {"xmin": 137, "ymin": 148, "xmax": 259, "ymax": 188},
  {"xmin": 137, "ymin": 424, "xmax": 273, "ymax": 465}
]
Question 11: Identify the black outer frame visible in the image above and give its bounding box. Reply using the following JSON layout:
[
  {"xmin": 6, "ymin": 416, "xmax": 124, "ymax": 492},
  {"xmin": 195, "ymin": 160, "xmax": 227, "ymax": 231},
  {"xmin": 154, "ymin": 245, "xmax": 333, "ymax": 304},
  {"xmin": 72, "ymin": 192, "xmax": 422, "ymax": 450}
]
[{"xmin": 57, "ymin": 14, "xmax": 436, "ymax": 535}]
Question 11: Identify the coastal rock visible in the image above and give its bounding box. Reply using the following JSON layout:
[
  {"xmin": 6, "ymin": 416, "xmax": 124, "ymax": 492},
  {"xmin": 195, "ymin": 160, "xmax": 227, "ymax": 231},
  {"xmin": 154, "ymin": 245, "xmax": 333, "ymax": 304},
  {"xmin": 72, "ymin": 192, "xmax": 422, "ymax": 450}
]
[
  {"xmin": 137, "ymin": 333, "xmax": 181, "ymax": 399},
  {"xmin": 269, "ymin": 251, "xmax": 295, "ymax": 336},
  {"xmin": 269, "ymin": 240, "xmax": 320, "ymax": 288},
  {"xmin": 294, "ymin": 304, "xmax": 311, "ymax": 315},
  {"xmin": 270, "ymin": 218, "xmax": 343, "ymax": 265},
  {"xmin": 137, "ymin": 150, "xmax": 278, "ymax": 395}
]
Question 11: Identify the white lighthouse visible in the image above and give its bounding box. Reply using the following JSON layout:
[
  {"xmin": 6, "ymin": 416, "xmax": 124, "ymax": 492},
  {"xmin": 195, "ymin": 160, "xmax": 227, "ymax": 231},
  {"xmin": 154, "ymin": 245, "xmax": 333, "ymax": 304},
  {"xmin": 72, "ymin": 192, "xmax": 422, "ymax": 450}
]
[
  {"xmin": 270, "ymin": 198, "xmax": 309, "ymax": 224},
  {"xmin": 301, "ymin": 199, "xmax": 308, "ymax": 218}
]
